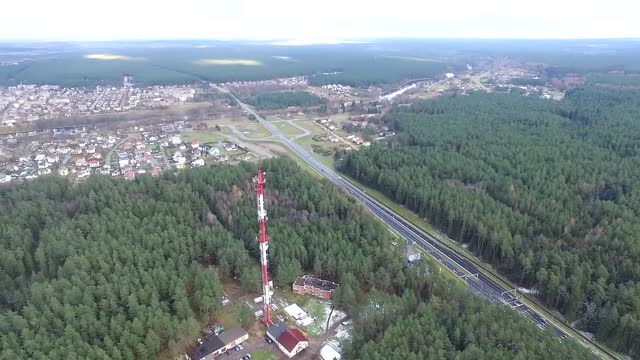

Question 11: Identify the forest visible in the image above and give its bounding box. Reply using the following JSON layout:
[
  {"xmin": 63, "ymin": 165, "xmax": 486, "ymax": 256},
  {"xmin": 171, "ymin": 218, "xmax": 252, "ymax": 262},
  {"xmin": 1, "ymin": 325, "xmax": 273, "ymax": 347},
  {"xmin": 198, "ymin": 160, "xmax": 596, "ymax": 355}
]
[
  {"xmin": 337, "ymin": 87, "xmax": 640, "ymax": 356},
  {"xmin": 0, "ymin": 159, "xmax": 591, "ymax": 359},
  {"xmin": 0, "ymin": 42, "xmax": 445, "ymax": 88},
  {"xmin": 244, "ymin": 91, "xmax": 325, "ymax": 110}
]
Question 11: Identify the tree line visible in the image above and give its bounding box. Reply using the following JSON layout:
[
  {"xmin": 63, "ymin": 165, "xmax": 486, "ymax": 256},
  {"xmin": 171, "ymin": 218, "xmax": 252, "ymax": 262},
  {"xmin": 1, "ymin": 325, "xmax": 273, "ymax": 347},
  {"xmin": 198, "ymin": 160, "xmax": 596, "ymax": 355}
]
[
  {"xmin": 244, "ymin": 91, "xmax": 325, "ymax": 110},
  {"xmin": 336, "ymin": 88, "xmax": 640, "ymax": 356},
  {"xmin": 0, "ymin": 159, "xmax": 592, "ymax": 359}
]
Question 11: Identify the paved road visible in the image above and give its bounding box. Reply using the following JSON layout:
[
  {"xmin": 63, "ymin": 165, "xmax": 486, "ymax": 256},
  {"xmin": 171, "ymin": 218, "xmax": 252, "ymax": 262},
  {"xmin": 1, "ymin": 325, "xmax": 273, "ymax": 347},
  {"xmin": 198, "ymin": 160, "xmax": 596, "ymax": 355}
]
[
  {"xmin": 213, "ymin": 85, "xmax": 611, "ymax": 358},
  {"xmin": 88, "ymin": 88, "xmax": 106, "ymax": 112},
  {"xmin": 105, "ymin": 135, "xmax": 131, "ymax": 166},
  {"xmin": 286, "ymin": 120, "xmax": 311, "ymax": 140},
  {"xmin": 158, "ymin": 145, "xmax": 171, "ymax": 169}
]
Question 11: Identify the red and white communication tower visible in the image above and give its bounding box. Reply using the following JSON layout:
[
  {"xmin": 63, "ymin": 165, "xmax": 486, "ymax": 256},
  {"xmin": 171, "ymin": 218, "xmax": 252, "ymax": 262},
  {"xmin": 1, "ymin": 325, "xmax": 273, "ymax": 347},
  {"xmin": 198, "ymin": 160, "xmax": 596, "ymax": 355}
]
[{"xmin": 255, "ymin": 169, "xmax": 273, "ymax": 325}]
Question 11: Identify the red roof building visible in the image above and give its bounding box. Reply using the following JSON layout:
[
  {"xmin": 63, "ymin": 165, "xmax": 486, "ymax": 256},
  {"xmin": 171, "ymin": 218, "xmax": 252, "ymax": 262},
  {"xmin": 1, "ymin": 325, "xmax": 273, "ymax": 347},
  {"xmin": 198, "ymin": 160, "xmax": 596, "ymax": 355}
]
[
  {"xmin": 276, "ymin": 328, "xmax": 308, "ymax": 358},
  {"xmin": 124, "ymin": 170, "xmax": 136, "ymax": 181}
]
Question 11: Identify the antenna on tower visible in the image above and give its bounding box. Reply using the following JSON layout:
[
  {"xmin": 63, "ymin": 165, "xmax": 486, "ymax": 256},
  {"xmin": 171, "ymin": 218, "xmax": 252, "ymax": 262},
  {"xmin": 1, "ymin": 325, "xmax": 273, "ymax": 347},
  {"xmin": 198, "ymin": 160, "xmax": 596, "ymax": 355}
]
[{"xmin": 254, "ymin": 168, "xmax": 273, "ymax": 325}]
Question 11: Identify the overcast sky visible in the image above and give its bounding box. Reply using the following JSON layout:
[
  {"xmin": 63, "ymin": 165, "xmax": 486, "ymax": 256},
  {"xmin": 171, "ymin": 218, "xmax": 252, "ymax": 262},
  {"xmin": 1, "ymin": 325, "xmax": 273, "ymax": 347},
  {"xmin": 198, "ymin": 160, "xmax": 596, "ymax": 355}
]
[{"xmin": 1, "ymin": 0, "xmax": 638, "ymax": 41}]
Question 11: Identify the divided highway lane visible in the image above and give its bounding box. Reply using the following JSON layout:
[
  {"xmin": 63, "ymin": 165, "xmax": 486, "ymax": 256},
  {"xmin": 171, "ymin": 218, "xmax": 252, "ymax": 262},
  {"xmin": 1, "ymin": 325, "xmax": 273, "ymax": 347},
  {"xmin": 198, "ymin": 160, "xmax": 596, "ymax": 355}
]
[{"xmin": 218, "ymin": 87, "xmax": 612, "ymax": 359}]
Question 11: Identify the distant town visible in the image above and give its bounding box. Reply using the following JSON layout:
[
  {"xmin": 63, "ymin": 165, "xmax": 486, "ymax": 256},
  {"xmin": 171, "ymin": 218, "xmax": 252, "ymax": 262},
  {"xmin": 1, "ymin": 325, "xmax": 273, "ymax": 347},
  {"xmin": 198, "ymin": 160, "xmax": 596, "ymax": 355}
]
[
  {"xmin": 0, "ymin": 59, "xmax": 572, "ymax": 186},
  {"xmin": 0, "ymin": 81, "xmax": 196, "ymax": 126}
]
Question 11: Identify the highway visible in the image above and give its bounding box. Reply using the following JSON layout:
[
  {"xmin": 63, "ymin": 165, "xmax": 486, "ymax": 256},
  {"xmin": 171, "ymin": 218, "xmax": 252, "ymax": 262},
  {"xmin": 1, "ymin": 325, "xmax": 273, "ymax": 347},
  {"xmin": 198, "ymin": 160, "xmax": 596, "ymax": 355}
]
[{"xmin": 214, "ymin": 85, "xmax": 613, "ymax": 359}]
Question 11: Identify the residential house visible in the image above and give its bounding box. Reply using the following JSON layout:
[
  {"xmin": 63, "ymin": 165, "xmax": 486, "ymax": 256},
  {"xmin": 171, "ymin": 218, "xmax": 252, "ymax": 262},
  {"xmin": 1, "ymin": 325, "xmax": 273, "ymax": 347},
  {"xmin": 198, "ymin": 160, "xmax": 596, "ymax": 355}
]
[
  {"xmin": 77, "ymin": 169, "xmax": 91, "ymax": 178},
  {"xmin": 124, "ymin": 170, "xmax": 136, "ymax": 181},
  {"xmin": 58, "ymin": 167, "xmax": 69, "ymax": 176},
  {"xmin": 267, "ymin": 323, "xmax": 309, "ymax": 358},
  {"xmin": 223, "ymin": 142, "xmax": 237, "ymax": 152},
  {"xmin": 169, "ymin": 135, "xmax": 181, "ymax": 145},
  {"xmin": 192, "ymin": 159, "xmax": 205, "ymax": 167},
  {"xmin": 277, "ymin": 328, "xmax": 309, "ymax": 358}
]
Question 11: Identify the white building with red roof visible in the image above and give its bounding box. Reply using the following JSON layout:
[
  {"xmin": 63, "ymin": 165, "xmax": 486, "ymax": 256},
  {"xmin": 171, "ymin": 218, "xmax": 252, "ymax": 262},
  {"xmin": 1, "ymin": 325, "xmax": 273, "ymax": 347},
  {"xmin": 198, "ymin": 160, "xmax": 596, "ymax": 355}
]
[{"xmin": 277, "ymin": 327, "xmax": 308, "ymax": 358}]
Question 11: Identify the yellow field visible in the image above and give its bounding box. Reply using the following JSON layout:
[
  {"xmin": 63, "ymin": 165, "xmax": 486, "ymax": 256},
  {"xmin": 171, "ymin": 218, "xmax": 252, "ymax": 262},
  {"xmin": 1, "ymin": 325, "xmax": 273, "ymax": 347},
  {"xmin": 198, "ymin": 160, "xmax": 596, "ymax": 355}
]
[
  {"xmin": 382, "ymin": 55, "xmax": 441, "ymax": 63},
  {"xmin": 194, "ymin": 59, "xmax": 262, "ymax": 66},
  {"xmin": 84, "ymin": 54, "xmax": 143, "ymax": 61}
]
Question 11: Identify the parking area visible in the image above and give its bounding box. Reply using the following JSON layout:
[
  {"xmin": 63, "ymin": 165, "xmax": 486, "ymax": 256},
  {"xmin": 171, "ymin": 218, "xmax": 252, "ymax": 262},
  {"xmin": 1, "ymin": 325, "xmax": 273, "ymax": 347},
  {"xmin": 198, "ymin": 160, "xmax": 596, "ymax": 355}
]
[{"xmin": 223, "ymin": 336, "xmax": 283, "ymax": 360}]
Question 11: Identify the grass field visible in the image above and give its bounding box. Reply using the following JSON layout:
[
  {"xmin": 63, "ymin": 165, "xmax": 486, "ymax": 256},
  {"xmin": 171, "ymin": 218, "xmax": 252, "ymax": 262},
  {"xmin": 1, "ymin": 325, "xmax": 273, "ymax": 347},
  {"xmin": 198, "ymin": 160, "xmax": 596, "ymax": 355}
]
[
  {"xmin": 264, "ymin": 115, "xmax": 284, "ymax": 122},
  {"xmin": 291, "ymin": 121, "xmax": 338, "ymax": 168},
  {"xmin": 250, "ymin": 350, "xmax": 278, "ymax": 360},
  {"xmin": 181, "ymin": 131, "xmax": 225, "ymax": 144},
  {"xmin": 292, "ymin": 119, "xmax": 324, "ymax": 136},
  {"xmin": 273, "ymin": 121, "xmax": 305, "ymax": 138},
  {"xmin": 235, "ymin": 123, "xmax": 272, "ymax": 139}
]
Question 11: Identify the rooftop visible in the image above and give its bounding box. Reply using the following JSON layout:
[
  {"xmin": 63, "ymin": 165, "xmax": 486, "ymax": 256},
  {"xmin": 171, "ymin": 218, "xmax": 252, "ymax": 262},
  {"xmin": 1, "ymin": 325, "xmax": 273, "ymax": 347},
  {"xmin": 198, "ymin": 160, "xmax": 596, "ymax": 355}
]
[
  {"xmin": 294, "ymin": 275, "xmax": 339, "ymax": 292},
  {"xmin": 217, "ymin": 326, "xmax": 248, "ymax": 344},
  {"xmin": 267, "ymin": 322, "xmax": 288, "ymax": 340},
  {"xmin": 191, "ymin": 336, "xmax": 225, "ymax": 360},
  {"xmin": 277, "ymin": 328, "xmax": 308, "ymax": 352}
]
